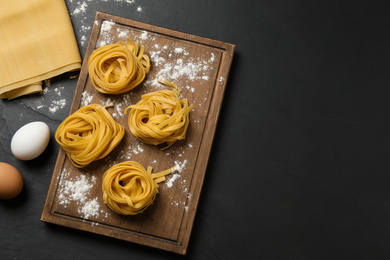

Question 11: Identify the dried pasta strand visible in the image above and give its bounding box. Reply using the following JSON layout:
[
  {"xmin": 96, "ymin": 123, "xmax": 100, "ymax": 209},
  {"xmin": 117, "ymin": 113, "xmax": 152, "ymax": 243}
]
[
  {"xmin": 88, "ymin": 38, "xmax": 150, "ymax": 94},
  {"xmin": 55, "ymin": 104, "xmax": 125, "ymax": 168},
  {"xmin": 102, "ymin": 161, "xmax": 175, "ymax": 215},
  {"xmin": 125, "ymin": 79, "xmax": 194, "ymax": 149}
]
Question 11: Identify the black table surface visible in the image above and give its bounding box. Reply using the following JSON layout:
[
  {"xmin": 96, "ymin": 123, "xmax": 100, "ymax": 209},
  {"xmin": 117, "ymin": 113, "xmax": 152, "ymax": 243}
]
[{"xmin": 2, "ymin": 0, "xmax": 390, "ymax": 259}]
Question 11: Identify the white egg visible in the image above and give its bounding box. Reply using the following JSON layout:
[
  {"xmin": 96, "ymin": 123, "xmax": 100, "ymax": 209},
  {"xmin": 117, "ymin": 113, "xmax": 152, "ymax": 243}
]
[{"xmin": 11, "ymin": 121, "xmax": 51, "ymax": 160}]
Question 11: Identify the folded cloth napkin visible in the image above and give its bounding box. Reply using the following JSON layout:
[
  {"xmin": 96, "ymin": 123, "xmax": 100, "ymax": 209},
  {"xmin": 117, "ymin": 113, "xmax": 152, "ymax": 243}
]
[{"xmin": 0, "ymin": 0, "xmax": 81, "ymax": 99}]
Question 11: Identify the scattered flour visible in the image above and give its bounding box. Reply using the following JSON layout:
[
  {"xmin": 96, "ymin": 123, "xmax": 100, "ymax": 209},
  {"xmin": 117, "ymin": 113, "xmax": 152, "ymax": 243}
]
[
  {"xmin": 132, "ymin": 144, "xmax": 144, "ymax": 154},
  {"xmin": 71, "ymin": 0, "xmax": 137, "ymax": 17},
  {"xmin": 165, "ymin": 160, "xmax": 188, "ymax": 188},
  {"xmin": 72, "ymin": 1, "xmax": 88, "ymax": 15},
  {"xmin": 79, "ymin": 25, "xmax": 91, "ymax": 46},
  {"xmin": 118, "ymin": 30, "xmax": 128, "ymax": 39},
  {"xmin": 117, "ymin": 142, "xmax": 146, "ymax": 161},
  {"xmin": 185, "ymin": 85, "xmax": 195, "ymax": 92},
  {"xmin": 114, "ymin": 0, "xmax": 135, "ymax": 3},
  {"xmin": 219, "ymin": 76, "xmax": 226, "ymax": 85},
  {"xmin": 23, "ymin": 81, "xmax": 70, "ymax": 115},
  {"xmin": 174, "ymin": 159, "xmax": 188, "ymax": 173},
  {"xmin": 166, "ymin": 174, "xmax": 180, "ymax": 188},
  {"xmin": 101, "ymin": 20, "xmax": 115, "ymax": 33},
  {"xmin": 80, "ymin": 198, "xmax": 100, "ymax": 219},
  {"xmin": 49, "ymin": 99, "xmax": 67, "ymax": 114},
  {"xmin": 81, "ymin": 91, "xmax": 94, "ymax": 106},
  {"xmin": 145, "ymin": 45, "xmax": 215, "ymax": 89},
  {"xmin": 150, "ymin": 50, "xmax": 165, "ymax": 67},
  {"xmin": 80, "ymin": 90, "xmax": 133, "ymax": 120},
  {"xmin": 167, "ymin": 182, "xmax": 192, "ymax": 209},
  {"xmin": 69, "ymin": 0, "xmax": 141, "ymax": 47},
  {"xmin": 139, "ymin": 30, "xmax": 148, "ymax": 40},
  {"xmin": 97, "ymin": 20, "xmax": 117, "ymax": 47},
  {"xmin": 80, "ymin": 35, "xmax": 87, "ymax": 46},
  {"xmin": 174, "ymin": 47, "xmax": 184, "ymax": 53},
  {"xmin": 58, "ymin": 170, "xmax": 101, "ymax": 219}
]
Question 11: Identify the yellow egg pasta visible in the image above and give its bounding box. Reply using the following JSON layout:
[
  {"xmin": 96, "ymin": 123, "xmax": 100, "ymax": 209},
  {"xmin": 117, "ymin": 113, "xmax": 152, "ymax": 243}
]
[
  {"xmin": 102, "ymin": 161, "xmax": 174, "ymax": 215},
  {"xmin": 125, "ymin": 79, "xmax": 194, "ymax": 149},
  {"xmin": 88, "ymin": 38, "xmax": 150, "ymax": 94},
  {"xmin": 0, "ymin": 0, "xmax": 81, "ymax": 99},
  {"xmin": 55, "ymin": 104, "xmax": 125, "ymax": 168}
]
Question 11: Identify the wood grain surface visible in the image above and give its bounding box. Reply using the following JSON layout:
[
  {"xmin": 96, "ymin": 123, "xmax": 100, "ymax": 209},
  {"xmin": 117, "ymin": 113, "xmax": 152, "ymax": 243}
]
[{"xmin": 41, "ymin": 12, "xmax": 234, "ymax": 254}]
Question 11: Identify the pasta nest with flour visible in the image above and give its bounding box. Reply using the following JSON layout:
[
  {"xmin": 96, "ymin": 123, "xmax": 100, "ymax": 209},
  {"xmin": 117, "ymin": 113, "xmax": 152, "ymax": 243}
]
[
  {"xmin": 55, "ymin": 104, "xmax": 125, "ymax": 168},
  {"xmin": 88, "ymin": 38, "xmax": 150, "ymax": 94},
  {"xmin": 102, "ymin": 161, "xmax": 175, "ymax": 215},
  {"xmin": 125, "ymin": 79, "xmax": 194, "ymax": 149}
]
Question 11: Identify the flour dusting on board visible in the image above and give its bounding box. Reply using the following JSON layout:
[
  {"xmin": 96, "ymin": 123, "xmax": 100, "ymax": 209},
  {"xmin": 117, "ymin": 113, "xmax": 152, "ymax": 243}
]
[
  {"xmin": 57, "ymin": 170, "xmax": 109, "ymax": 220},
  {"xmin": 98, "ymin": 20, "xmax": 116, "ymax": 47},
  {"xmin": 165, "ymin": 160, "xmax": 188, "ymax": 188},
  {"xmin": 116, "ymin": 142, "xmax": 145, "ymax": 161},
  {"xmin": 81, "ymin": 91, "xmax": 95, "ymax": 107},
  {"xmin": 139, "ymin": 30, "xmax": 148, "ymax": 40},
  {"xmin": 145, "ymin": 44, "xmax": 215, "ymax": 90},
  {"xmin": 101, "ymin": 20, "xmax": 115, "ymax": 33}
]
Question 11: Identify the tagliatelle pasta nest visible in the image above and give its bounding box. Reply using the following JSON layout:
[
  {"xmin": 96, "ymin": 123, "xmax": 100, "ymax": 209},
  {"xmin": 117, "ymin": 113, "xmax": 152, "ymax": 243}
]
[
  {"xmin": 102, "ymin": 161, "xmax": 175, "ymax": 215},
  {"xmin": 55, "ymin": 104, "xmax": 125, "ymax": 168},
  {"xmin": 88, "ymin": 38, "xmax": 150, "ymax": 94},
  {"xmin": 125, "ymin": 79, "xmax": 194, "ymax": 149}
]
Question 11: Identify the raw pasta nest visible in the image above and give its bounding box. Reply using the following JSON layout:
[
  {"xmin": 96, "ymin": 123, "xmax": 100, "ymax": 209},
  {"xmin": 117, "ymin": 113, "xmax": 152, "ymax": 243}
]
[
  {"xmin": 102, "ymin": 161, "xmax": 174, "ymax": 215},
  {"xmin": 55, "ymin": 104, "xmax": 125, "ymax": 168},
  {"xmin": 125, "ymin": 79, "xmax": 194, "ymax": 149},
  {"xmin": 88, "ymin": 38, "xmax": 150, "ymax": 94}
]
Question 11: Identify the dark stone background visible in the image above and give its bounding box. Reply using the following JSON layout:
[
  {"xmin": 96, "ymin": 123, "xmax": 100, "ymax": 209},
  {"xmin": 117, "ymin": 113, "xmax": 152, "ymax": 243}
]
[{"xmin": 1, "ymin": 0, "xmax": 390, "ymax": 259}]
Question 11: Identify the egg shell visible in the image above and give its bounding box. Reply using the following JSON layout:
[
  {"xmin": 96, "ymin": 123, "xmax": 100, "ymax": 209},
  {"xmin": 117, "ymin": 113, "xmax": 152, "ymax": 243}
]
[
  {"xmin": 11, "ymin": 121, "xmax": 51, "ymax": 160},
  {"xmin": 0, "ymin": 162, "xmax": 23, "ymax": 200}
]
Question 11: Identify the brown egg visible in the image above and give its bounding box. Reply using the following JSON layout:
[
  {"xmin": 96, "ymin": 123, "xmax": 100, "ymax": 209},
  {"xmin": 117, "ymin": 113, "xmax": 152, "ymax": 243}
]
[{"xmin": 0, "ymin": 162, "xmax": 23, "ymax": 200}]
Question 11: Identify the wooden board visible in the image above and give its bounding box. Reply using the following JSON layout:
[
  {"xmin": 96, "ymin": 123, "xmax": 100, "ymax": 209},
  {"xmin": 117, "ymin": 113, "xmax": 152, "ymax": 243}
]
[{"xmin": 41, "ymin": 12, "xmax": 235, "ymax": 254}]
